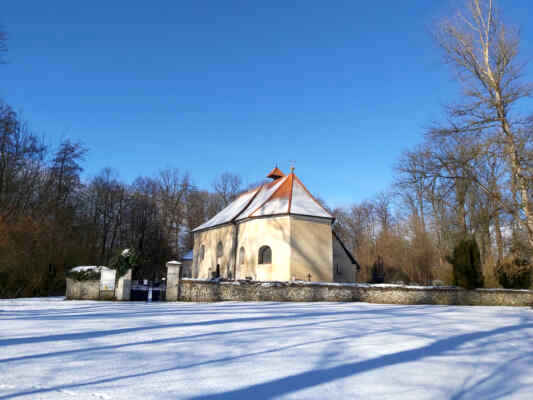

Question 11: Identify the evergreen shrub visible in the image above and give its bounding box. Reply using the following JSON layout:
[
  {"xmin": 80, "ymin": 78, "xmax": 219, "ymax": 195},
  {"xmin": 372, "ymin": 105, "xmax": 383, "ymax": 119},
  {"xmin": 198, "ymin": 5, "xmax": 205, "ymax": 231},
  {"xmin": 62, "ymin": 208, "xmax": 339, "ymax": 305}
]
[
  {"xmin": 496, "ymin": 257, "xmax": 531, "ymax": 289},
  {"xmin": 447, "ymin": 237, "xmax": 484, "ymax": 289},
  {"xmin": 66, "ymin": 269, "xmax": 101, "ymax": 281},
  {"xmin": 110, "ymin": 248, "xmax": 138, "ymax": 279}
]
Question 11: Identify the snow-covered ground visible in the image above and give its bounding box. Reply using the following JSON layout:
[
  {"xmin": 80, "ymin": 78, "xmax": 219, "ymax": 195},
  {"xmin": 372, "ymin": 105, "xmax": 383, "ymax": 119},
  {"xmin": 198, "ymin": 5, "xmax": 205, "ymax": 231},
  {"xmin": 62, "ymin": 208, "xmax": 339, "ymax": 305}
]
[{"xmin": 0, "ymin": 298, "xmax": 532, "ymax": 400}]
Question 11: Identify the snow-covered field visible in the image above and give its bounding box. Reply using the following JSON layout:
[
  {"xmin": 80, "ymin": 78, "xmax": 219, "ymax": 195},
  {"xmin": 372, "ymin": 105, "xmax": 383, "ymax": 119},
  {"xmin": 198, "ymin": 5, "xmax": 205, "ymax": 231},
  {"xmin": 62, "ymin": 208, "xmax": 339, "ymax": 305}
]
[{"xmin": 0, "ymin": 298, "xmax": 532, "ymax": 400}]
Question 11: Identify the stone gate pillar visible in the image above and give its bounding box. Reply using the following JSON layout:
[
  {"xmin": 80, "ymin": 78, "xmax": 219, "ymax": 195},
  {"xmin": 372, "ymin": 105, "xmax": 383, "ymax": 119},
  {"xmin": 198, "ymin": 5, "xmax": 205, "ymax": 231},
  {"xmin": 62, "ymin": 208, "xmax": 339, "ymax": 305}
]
[
  {"xmin": 115, "ymin": 269, "xmax": 132, "ymax": 301},
  {"xmin": 166, "ymin": 261, "xmax": 182, "ymax": 301}
]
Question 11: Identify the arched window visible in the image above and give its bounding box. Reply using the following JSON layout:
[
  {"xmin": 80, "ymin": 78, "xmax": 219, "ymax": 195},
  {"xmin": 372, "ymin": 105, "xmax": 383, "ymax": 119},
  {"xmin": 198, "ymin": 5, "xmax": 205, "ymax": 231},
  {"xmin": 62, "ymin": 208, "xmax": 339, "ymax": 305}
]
[
  {"xmin": 216, "ymin": 242, "xmax": 223, "ymax": 258},
  {"xmin": 258, "ymin": 246, "xmax": 272, "ymax": 264},
  {"xmin": 239, "ymin": 247, "xmax": 245, "ymax": 265},
  {"xmin": 199, "ymin": 245, "xmax": 205, "ymax": 261}
]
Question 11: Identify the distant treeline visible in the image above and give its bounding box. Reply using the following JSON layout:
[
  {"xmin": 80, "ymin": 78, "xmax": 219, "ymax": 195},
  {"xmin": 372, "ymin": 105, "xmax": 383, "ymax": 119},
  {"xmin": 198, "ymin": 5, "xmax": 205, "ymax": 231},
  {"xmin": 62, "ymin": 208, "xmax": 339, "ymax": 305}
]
[{"xmin": 0, "ymin": 101, "xmax": 253, "ymax": 296}]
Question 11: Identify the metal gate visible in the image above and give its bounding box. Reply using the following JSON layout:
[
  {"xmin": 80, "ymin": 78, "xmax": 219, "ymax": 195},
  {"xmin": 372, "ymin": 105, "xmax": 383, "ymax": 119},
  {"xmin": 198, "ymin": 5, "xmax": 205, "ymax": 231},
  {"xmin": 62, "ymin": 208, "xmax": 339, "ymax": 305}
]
[{"xmin": 130, "ymin": 281, "xmax": 166, "ymax": 301}]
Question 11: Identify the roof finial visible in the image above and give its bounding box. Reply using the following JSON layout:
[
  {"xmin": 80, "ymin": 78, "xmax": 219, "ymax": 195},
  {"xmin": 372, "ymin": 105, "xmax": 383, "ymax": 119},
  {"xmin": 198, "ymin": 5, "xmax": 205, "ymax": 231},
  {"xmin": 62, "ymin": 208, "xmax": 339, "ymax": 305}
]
[{"xmin": 289, "ymin": 160, "xmax": 295, "ymax": 174}]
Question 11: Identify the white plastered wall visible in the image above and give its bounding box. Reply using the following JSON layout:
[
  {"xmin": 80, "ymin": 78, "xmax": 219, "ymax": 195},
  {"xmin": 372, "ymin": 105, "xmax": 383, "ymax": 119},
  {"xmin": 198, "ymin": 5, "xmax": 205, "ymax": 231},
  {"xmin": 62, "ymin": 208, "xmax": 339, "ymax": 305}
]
[
  {"xmin": 290, "ymin": 215, "xmax": 333, "ymax": 282},
  {"xmin": 236, "ymin": 215, "xmax": 292, "ymax": 281},
  {"xmin": 193, "ymin": 224, "xmax": 235, "ymax": 279},
  {"xmin": 193, "ymin": 215, "xmax": 335, "ymax": 283}
]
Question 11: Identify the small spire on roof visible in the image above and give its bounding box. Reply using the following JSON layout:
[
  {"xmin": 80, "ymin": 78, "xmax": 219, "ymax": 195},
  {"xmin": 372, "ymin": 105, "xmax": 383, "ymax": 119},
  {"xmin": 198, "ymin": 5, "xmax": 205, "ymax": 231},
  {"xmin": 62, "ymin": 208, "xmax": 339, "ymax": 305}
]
[
  {"xmin": 266, "ymin": 166, "xmax": 285, "ymax": 180},
  {"xmin": 289, "ymin": 160, "xmax": 295, "ymax": 174}
]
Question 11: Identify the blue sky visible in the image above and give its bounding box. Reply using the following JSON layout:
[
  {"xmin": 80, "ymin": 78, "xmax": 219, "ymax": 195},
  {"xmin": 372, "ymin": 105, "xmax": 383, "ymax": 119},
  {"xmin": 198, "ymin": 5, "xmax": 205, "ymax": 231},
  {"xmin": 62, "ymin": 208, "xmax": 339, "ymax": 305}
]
[{"xmin": 2, "ymin": 1, "xmax": 533, "ymax": 207}]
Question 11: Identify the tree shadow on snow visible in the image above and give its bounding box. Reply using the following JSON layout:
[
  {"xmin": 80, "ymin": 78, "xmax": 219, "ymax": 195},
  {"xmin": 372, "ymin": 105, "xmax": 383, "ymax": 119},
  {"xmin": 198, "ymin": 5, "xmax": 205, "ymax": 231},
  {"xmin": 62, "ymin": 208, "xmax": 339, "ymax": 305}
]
[
  {"xmin": 1, "ymin": 321, "xmax": 531, "ymax": 400},
  {"xmin": 0, "ymin": 314, "xmax": 391, "ymax": 364},
  {"xmin": 0, "ymin": 305, "xmax": 425, "ymax": 347},
  {"xmin": 185, "ymin": 322, "xmax": 533, "ymax": 400}
]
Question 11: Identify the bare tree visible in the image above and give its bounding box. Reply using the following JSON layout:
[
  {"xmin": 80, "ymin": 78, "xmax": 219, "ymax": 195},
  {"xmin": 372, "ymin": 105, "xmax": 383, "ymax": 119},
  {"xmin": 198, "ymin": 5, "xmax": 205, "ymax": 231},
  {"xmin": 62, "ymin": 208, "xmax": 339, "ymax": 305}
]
[
  {"xmin": 212, "ymin": 172, "xmax": 242, "ymax": 207},
  {"xmin": 436, "ymin": 0, "xmax": 533, "ymax": 250},
  {"xmin": 0, "ymin": 102, "xmax": 46, "ymax": 221},
  {"xmin": 158, "ymin": 168, "xmax": 191, "ymax": 256},
  {"xmin": 373, "ymin": 192, "xmax": 395, "ymax": 235},
  {"xmin": 48, "ymin": 140, "xmax": 86, "ymax": 214},
  {"xmin": 84, "ymin": 169, "xmax": 126, "ymax": 264}
]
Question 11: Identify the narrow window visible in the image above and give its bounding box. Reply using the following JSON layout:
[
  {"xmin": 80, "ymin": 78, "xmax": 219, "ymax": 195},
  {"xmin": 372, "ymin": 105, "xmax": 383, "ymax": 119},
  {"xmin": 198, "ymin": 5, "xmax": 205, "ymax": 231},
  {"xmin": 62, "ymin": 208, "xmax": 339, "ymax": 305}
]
[
  {"xmin": 258, "ymin": 246, "xmax": 272, "ymax": 264},
  {"xmin": 239, "ymin": 247, "xmax": 245, "ymax": 265},
  {"xmin": 216, "ymin": 242, "xmax": 223, "ymax": 258},
  {"xmin": 200, "ymin": 245, "xmax": 205, "ymax": 261},
  {"xmin": 336, "ymin": 264, "xmax": 341, "ymax": 274}
]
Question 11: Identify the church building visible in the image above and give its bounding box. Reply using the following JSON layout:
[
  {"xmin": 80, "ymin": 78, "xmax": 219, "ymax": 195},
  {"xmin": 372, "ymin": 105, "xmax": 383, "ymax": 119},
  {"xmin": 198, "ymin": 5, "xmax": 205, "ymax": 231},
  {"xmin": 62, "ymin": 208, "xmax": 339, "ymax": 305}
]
[{"xmin": 192, "ymin": 167, "xmax": 359, "ymax": 282}]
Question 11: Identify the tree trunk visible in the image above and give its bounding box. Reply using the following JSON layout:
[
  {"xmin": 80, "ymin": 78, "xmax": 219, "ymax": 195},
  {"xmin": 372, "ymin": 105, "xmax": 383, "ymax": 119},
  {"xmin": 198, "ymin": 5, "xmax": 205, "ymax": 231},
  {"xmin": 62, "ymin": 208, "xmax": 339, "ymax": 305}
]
[{"xmin": 493, "ymin": 211, "xmax": 504, "ymax": 263}]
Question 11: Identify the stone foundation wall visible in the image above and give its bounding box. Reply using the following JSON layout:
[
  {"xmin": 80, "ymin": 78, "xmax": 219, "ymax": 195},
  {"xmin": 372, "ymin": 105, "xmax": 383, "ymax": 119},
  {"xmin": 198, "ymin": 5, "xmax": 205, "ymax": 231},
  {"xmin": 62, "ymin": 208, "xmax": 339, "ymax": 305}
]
[{"xmin": 177, "ymin": 279, "xmax": 533, "ymax": 307}]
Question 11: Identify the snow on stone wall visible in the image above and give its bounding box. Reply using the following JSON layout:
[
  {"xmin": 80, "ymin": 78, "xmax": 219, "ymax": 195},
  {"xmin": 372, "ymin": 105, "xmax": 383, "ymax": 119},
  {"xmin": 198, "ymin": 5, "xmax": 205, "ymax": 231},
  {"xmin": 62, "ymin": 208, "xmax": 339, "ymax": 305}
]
[{"xmin": 176, "ymin": 279, "xmax": 533, "ymax": 306}]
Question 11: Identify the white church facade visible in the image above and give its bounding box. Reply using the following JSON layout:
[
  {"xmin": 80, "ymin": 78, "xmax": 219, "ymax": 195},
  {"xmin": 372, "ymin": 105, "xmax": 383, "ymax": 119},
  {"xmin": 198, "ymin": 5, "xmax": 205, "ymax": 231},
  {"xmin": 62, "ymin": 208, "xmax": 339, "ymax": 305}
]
[{"xmin": 192, "ymin": 167, "xmax": 359, "ymax": 283}]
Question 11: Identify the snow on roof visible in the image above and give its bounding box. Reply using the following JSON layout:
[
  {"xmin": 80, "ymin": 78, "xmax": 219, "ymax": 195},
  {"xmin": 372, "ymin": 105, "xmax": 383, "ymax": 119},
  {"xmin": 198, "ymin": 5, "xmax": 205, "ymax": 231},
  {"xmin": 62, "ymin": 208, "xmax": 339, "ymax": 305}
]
[
  {"xmin": 192, "ymin": 168, "xmax": 333, "ymax": 232},
  {"xmin": 192, "ymin": 186, "xmax": 261, "ymax": 231},
  {"xmin": 70, "ymin": 266, "xmax": 111, "ymax": 272},
  {"xmin": 236, "ymin": 176, "xmax": 288, "ymax": 220},
  {"xmin": 253, "ymin": 196, "xmax": 290, "ymax": 217},
  {"xmin": 249, "ymin": 173, "xmax": 293, "ymax": 217},
  {"xmin": 290, "ymin": 176, "xmax": 332, "ymax": 218}
]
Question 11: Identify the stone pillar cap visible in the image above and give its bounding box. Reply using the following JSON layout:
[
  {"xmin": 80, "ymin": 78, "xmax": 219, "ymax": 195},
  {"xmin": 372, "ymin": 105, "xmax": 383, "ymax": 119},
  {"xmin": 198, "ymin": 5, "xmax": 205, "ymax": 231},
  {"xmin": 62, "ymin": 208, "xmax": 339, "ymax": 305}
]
[{"xmin": 166, "ymin": 260, "xmax": 182, "ymax": 267}]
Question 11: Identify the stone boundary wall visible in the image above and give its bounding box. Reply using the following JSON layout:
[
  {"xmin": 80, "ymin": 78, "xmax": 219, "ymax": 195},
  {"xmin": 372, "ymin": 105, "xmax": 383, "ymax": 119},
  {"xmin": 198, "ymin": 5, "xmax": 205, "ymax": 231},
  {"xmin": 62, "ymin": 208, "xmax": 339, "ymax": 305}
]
[
  {"xmin": 65, "ymin": 270, "xmax": 132, "ymax": 301},
  {"xmin": 65, "ymin": 278, "xmax": 100, "ymax": 300},
  {"xmin": 178, "ymin": 279, "xmax": 533, "ymax": 307}
]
